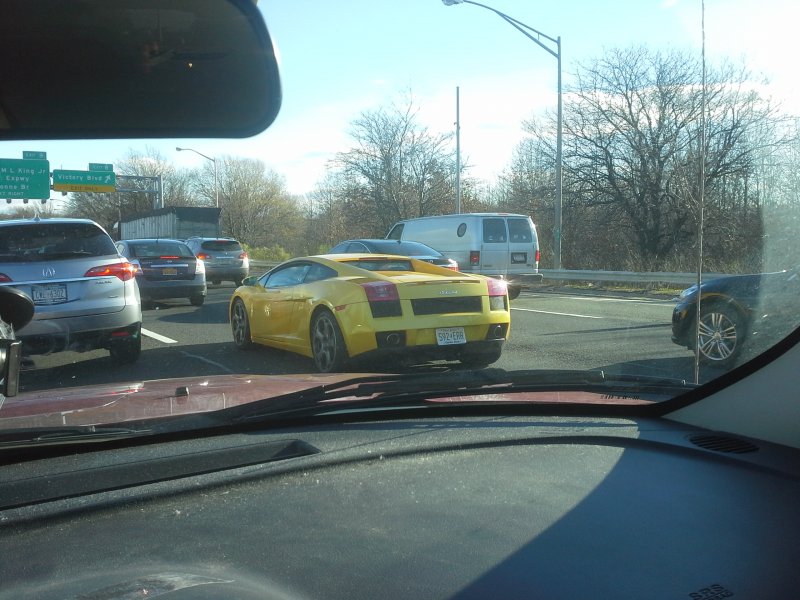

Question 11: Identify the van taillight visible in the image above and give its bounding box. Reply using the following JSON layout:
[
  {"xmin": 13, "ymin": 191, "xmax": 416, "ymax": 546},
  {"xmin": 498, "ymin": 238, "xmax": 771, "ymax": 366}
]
[
  {"xmin": 535, "ymin": 249, "xmax": 540, "ymax": 263},
  {"xmin": 361, "ymin": 281, "xmax": 402, "ymax": 317},
  {"xmin": 470, "ymin": 251, "xmax": 480, "ymax": 265}
]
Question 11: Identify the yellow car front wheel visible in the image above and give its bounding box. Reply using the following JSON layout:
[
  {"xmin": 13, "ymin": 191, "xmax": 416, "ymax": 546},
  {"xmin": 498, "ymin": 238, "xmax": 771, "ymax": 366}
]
[{"xmin": 231, "ymin": 298, "xmax": 254, "ymax": 350}]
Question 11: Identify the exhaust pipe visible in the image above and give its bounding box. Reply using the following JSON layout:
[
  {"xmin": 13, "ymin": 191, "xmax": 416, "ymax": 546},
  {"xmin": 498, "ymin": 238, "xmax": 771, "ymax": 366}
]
[{"xmin": 386, "ymin": 333, "xmax": 401, "ymax": 346}]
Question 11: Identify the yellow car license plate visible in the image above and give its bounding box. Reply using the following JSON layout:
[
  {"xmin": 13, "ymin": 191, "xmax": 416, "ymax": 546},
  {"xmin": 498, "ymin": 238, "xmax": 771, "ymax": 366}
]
[{"xmin": 436, "ymin": 327, "xmax": 466, "ymax": 345}]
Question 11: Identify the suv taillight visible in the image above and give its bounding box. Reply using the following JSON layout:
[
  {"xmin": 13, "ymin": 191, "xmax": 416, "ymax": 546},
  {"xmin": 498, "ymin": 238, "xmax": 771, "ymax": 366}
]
[
  {"xmin": 85, "ymin": 262, "xmax": 137, "ymax": 281},
  {"xmin": 239, "ymin": 252, "xmax": 248, "ymax": 259},
  {"xmin": 361, "ymin": 281, "xmax": 401, "ymax": 318},
  {"xmin": 470, "ymin": 251, "xmax": 480, "ymax": 265}
]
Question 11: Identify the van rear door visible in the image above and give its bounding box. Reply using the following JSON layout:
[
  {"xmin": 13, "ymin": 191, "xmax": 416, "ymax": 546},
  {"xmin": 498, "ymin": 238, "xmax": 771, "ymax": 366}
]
[
  {"xmin": 480, "ymin": 217, "xmax": 509, "ymax": 276},
  {"xmin": 507, "ymin": 217, "xmax": 537, "ymax": 271}
]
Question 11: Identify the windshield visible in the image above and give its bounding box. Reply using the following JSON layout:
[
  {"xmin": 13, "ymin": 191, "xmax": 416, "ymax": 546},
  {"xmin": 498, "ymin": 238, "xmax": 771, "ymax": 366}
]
[
  {"xmin": 128, "ymin": 242, "xmax": 195, "ymax": 259},
  {"xmin": 1, "ymin": 0, "xmax": 798, "ymax": 429},
  {"xmin": 0, "ymin": 222, "xmax": 117, "ymax": 261}
]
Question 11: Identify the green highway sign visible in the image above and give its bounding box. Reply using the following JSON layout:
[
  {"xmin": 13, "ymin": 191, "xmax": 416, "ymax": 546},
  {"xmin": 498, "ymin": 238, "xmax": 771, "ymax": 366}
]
[
  {"xmin": 52, "ymin": 169, "xmax": 116, "ymax": 193},
  {"xmin": 23, "ymin": 151, "xmax": 47, "ymax": 160},
  {"xmin": 89, "ymin": 163, "xmax": 113, "ymax": 172},
  {"xmin": 0, "ymin": 158, "xmax": 51, "ymax": 199}
]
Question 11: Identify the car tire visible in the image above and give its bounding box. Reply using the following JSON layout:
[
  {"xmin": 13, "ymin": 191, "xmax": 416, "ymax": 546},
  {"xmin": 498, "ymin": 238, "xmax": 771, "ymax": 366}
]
[
  {"xmin": 231, "ymin": 298, "xmax": 254, "ymax": 350},
  {"xmin": 507, "ymin": 284, "xmax": 521, "ymax": 301},
  {"xmin": 190, "ymin": 294, "xmax": 205, "ymax": 307},
  {"xmin": 459, "ymin": 343, "xmax": 503, "ymax": 369},
  {"xmin": 141, "ymin": 299, "xmax": 155, "ymax": 310},
  {"xmin": 311, "ymin": 310, "xmax": 347, "ymax": 373},
  {"xmin": 696, "ymin": 302, "xmax": 744, "ymax": 368},
  {"xmin": 109, "ymin": 327, "xmax": 142, "ymax": 365},
  {"xmin": 234, "ymin": 279, "xmax": 244, "ymax": 287}
]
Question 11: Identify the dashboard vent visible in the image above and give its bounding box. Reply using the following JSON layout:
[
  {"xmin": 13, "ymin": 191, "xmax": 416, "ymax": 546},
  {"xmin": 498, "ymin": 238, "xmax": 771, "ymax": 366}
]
[{"xmin": 688, "ymin": 434, "xmax": 759, "ymax": 454}]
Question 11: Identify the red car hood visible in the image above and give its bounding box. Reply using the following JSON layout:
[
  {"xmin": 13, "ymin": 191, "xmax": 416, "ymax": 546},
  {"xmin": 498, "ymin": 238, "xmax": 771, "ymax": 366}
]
[{"xmin": 0, "ymin": 373, "xmax": 650, "ymax": 430}]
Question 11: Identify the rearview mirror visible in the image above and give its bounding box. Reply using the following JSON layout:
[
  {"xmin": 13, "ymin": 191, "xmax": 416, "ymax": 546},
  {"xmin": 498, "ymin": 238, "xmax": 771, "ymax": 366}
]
[{"xmin": 0, "ymin": 0, "xmax": 281, "ymax": 140}]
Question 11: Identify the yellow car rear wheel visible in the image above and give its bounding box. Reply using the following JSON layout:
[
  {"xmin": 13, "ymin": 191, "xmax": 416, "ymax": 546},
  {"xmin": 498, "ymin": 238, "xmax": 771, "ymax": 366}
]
[{"xmin": 311, "ymin": 310, "xmax": 347, "ymax": 372}]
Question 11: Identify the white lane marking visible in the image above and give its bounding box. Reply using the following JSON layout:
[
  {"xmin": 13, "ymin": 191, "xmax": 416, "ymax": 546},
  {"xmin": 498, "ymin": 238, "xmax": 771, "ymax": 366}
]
[
  {"xmin": 512, "ymin": 307, "xmax": 602, "ymax": 319},
  {"xmin": 180, "ymin": 351, "xmax": 235, "ymax": 374},
  {"xmin": 141, "ymin": 328, "xmax": 179, "ymax": 344},
  {"xmin": 524, "ymin": 293, "xmax": 673, "ymax": 305}
]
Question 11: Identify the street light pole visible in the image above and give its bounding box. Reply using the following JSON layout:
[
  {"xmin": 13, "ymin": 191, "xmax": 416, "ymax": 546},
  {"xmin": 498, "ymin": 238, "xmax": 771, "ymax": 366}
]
[
  {"xmin": 176, "ymin": 147, "xmax": 219, "ymax": 208},
  {"xmin": 456, "ymin": 86, "xmax": 461, "ymax": 214},
  {"xmin": 442, "ymin": 0, "xmax": 563, "ymax": 269}
]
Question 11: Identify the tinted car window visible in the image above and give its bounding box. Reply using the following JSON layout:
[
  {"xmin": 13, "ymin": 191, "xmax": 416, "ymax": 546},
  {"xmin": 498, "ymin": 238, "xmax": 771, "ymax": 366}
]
[
  {"xmin": 482, "ymin": 218, "xmax": 507, "ymax": 243},
  {"xmin": 200, "ymin": 240, "xmax": 242, "ymax": 252},
  {"xmin": 128, "ymin": 242, "xmax": 195, "ymax": 258},
  {"xmin": 265, "ymin": 264, "xmax": 311, "ymax": 287},
  {"xmin": 347, "ymin": 259, "xmax": 414, "ymax": 271},
  {"xmin": 304, "ymin": 263, "xmax": 338, "ymax": 283},
  {"xmin": 365, "ymin": 240, "xmax": 444, "ymax": 256},
  {"xmin": 507, "ymin": 219, "xmax": 532, "ymax": 243},
  {"xmin": 0, "ymin": 222, "xmax": 117, "ymax": 261}
]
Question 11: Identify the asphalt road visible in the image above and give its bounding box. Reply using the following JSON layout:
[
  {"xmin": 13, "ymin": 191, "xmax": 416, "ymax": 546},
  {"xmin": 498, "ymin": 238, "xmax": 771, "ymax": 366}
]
[{"xmin": 19, "ymin": 284, "xmax": 722, "ymax": 394}]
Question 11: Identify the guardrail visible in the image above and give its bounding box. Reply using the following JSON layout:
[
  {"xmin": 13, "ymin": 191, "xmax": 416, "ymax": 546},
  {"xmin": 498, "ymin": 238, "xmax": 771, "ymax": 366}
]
[
  {"xmin": 539, "ymin": 269, "xmax": 725, "ymax": 286},
  {"xmin": 249, "ymin": 259, "xmax": 723, "ymax": 287}
]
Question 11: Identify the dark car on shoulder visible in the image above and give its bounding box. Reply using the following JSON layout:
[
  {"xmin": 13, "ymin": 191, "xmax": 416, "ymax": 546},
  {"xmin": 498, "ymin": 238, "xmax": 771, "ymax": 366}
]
[
  {"xmin": 672, "ymin": 268, "xmax": 800, "ymax": 368},
  {"xmin": 329, "ymin": 239, "xmax": 459, "ymax": 270},
  {"xmin": 116, "ymin": 239, "xmax": 207, "ymax": 309}
]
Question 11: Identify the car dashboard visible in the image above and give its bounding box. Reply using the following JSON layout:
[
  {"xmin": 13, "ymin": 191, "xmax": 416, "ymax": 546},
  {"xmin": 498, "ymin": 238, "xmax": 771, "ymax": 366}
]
[{"xmin": 1, "ymin": 411, "xmax": 798, "ymax": 599}]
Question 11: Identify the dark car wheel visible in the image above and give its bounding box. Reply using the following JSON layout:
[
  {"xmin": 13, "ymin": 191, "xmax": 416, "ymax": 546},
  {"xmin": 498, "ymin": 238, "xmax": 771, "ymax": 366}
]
[
  {"xmin": 109, "ymin": 328, "xmax": 142, "ymax": 365},
  {"xmin": 231, "ymin": 299, "xmax": 254, "ymax": 350},
  {"xmin": 190, "ymin": 294, "xmax": 205, "ymax": 306},
  {"xmin": 507, "ymin": 284, "xmax": 521, "ymax": 301},
  {"xmin": 311, "ymin": 310, "xmax": 347, "ymax": 373},
  {"xmin": 697, "ymin": 303, "xmax": 744, "ymax": 367}
]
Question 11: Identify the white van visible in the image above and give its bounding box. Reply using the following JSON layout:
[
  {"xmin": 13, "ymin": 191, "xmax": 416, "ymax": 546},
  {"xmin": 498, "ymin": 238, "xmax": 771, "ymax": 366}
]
[{"xmin": 386, "ymin": 213, "xmax": 543, "ymax": 298}]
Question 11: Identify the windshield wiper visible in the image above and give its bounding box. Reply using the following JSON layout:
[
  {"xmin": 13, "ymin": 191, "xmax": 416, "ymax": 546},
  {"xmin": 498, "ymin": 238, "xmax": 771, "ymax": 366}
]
[
  {"xmin": 220, "ymin": 369, "xmax": 695, "ymax": 424},
  {"xmin": 0, "ymin": 425, "xmax": 151, "ymax": 449}
]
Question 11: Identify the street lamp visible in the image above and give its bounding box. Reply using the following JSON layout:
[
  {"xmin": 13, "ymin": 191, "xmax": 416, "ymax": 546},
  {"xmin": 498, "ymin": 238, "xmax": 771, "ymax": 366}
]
[
  {"xmin": 176, "ymin": 147, "xmax": 219, "ymax": 208},
  {"xmin": 442, "ymin": 0, "xmax": 563, "ymax": 270}
]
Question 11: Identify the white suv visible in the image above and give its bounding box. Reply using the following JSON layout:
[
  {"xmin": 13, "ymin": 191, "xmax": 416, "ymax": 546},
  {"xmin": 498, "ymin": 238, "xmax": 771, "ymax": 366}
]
[{"xmin": 0, "ymin": 217, "xmax": 142, "ymax": 364}]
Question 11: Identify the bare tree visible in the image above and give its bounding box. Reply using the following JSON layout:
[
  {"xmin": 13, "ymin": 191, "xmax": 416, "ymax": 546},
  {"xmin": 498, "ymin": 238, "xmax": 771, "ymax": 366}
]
[
  {"xmin": 504, "ymin": 47, "xmax": 786, "ymax": 271},
  {"xmin": 332, "ymin": 93, "xmax": 457, "ymax": 234},
  {"xmin": 217, "ymin": 157, "xmax": 304, "ymax": 253}
]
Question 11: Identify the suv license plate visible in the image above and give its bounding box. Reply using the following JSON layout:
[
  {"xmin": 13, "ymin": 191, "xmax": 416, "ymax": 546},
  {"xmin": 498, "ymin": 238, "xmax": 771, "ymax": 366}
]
[
  {"xmin": 436, "ymin": 327, "xmax": 466, "ymax": 345},
  {"xmin": 32, "ymin": 283, "xmax": 68, "ymax": 305}
]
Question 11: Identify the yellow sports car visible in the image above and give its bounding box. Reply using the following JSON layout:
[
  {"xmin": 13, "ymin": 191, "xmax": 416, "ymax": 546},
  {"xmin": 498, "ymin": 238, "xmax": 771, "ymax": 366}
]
[{"xmin": 229, "ymin": 254, "xmax": 511, "ymax": 372}]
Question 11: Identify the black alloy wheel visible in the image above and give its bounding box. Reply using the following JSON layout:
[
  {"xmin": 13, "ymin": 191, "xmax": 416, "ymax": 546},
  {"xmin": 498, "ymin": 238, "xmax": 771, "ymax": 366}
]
[{"xmin": 231, "ymin": 298, "xmax": 254, "ymax": 350}]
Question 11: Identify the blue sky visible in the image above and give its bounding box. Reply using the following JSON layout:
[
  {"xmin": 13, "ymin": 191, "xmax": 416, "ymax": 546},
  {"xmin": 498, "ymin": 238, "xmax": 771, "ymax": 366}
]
[{"xmin": 2, "ymin": 0, "xmax": 797, "ymax": 200}]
